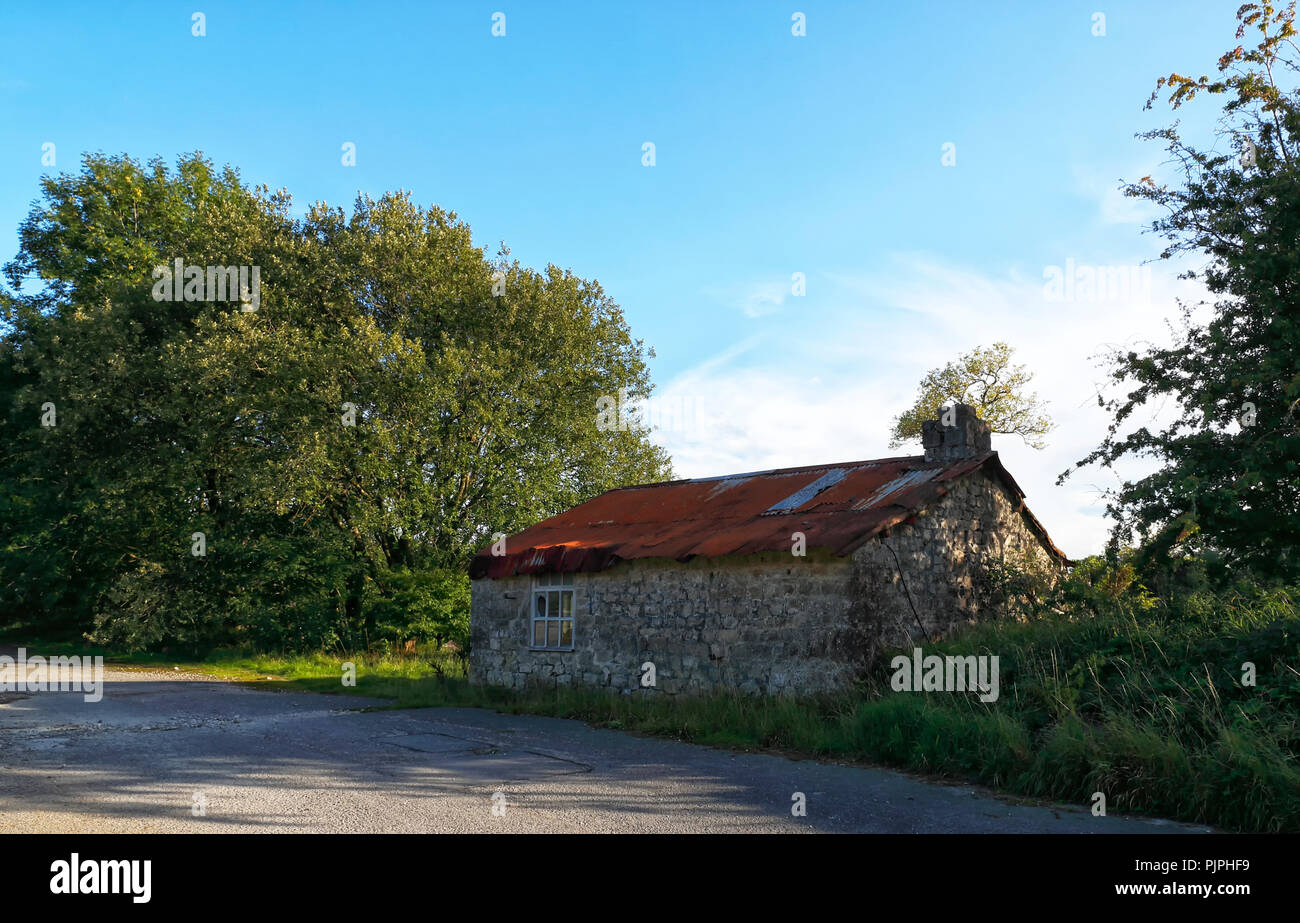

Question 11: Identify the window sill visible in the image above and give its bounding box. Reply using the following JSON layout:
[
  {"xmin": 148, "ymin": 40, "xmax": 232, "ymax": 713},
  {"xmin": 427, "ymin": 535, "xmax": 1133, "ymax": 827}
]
[{"xmin": 527, "ymin": 646, "xmax": 576, "ymax": 653}]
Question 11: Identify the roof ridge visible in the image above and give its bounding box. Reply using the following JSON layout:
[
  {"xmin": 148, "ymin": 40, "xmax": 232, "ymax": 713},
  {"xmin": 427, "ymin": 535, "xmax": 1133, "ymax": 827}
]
[{"xmin": 609, "ymin": 454, "xmax": 931, "ymax": 491}]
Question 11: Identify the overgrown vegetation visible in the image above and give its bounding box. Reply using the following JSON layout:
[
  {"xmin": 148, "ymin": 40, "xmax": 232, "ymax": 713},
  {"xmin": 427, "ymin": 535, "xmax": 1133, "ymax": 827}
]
[
  {"xmin": 1064, "ymin": 1, "xmax": 1300, "ymax": 580},
  {"xmin": 0, "ymin": 155, "xmax": 670, "ymax": 654},
  {"xmin": 69, "ymin": 554, "xmax": 1294, "ymax": 833}
]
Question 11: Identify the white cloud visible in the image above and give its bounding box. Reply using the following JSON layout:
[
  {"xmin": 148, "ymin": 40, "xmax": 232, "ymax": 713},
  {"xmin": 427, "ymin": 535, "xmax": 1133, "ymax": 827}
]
[
  {"xmin": 705, "ymin": 279, "xmax": 790, "ymax": 318},
  {"xmin": 650, "ymin": 253, "xmax": 1209, "ymax": 559},
  {"xmin": 1069, "ymin": 162, "xmax": 1162, "ymax": 226}
]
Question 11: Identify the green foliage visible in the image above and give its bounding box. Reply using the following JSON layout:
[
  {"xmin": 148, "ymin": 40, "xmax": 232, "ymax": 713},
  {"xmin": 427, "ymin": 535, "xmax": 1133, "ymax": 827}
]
[
  {"xmin": 0, "ymin": 152, "xmax": 671, "ymax": 652},
  {"xmin": 366, "ymin": 566, "xmax": 470, "ymax": 649},
  {"xmin": 984, "ymin": 551, "xmax": 1159, "ymax": 622},
  {"xmin": 1065, "ymin": 3, "xmax": 1300, "ymax": 580},
  {"xmin": 889, "ymin": 342, "xmax": 1052, "ymax": 449}
]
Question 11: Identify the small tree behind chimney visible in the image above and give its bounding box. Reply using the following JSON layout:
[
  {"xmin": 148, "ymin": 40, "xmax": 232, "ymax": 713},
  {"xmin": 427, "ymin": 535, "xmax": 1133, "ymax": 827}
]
[{"xmin": 922, "ymin": 402, "xmax": 992, "ymax": 462}]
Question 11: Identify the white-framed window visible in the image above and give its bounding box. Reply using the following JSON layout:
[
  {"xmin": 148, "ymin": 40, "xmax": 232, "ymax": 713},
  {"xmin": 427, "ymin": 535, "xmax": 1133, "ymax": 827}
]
[{"xmin": 531, "ymin": 572, "xmax": 575, "ymax": 649}]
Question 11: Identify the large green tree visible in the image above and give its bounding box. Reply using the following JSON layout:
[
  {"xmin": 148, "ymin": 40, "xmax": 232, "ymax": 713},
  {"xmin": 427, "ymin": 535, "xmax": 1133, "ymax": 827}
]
[
  {"xmin": 1063, "ymin": 2, "xmax": 1300, "ymax": 579},
  {"xmin": 0, "ymin": 153, "xmax": 670, "ymax": 650}
]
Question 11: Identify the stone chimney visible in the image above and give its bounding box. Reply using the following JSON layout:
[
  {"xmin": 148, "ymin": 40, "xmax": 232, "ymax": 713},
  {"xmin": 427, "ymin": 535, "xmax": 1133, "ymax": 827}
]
[{"xmin": 922, "ymin": 403, "xmax": 992, "ymax": 463}]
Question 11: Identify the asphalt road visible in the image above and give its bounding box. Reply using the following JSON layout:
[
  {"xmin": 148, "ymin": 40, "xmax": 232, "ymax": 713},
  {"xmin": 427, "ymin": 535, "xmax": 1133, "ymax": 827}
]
[{"xmin": 0, "ymin": 661, "xmax": 1210, "ymax": 833}]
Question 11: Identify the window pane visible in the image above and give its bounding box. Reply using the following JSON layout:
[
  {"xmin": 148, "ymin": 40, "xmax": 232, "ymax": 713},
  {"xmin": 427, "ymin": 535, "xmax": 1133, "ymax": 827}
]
[
  {"xmin": 535, "ymin": 594, "xmax": 547, "ymax": 617},
  {"xmin": 560, "ymin": 620, "xmax": 572, "ymax": 647},
  {"xmin": 547, "ymin": 621, "xmax": 559, "ymax": 647},
  {"xmin": 533, "ymin": 621, "xmax": 545, "ymax": 646},
  {"xmin": 548, "ymin": 591, "xmax": 559, "ymax": 616},
  {"xmin": 561, "ymin": 591, "xmax": 573, "ymax": 618}
]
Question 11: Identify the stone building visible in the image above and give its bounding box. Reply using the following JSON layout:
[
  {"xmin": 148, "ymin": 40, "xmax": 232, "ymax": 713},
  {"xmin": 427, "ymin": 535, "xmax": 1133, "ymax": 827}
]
[{"xmin": 468, "ymin": 405, "xmax": 1068, "ymax": 696}]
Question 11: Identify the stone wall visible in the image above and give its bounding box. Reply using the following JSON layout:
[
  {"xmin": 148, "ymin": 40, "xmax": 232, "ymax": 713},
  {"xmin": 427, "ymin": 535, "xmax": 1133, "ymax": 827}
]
[
  {"xmin": 469, "ymin": 550, "xmax": 860, "ymax": 695},
  {"xmin": 849, "ymin": 468, "xmax": 1063, "ymax": 660},
  {"xmin": 469, "ymin": 468, "xmax": 1061, "ymax": 697}
]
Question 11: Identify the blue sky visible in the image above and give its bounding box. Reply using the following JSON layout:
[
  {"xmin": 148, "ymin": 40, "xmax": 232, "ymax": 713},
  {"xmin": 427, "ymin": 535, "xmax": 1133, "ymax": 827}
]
[{"xmin": 0, "ymin": 1, "xmax": 1238, "ymax": 556}]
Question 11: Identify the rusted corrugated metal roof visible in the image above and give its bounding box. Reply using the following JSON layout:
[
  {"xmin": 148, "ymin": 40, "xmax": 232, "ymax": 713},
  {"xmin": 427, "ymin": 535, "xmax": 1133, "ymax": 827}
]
[{"xmin": 469, "ymin": 451, "xmax": 1068, "ymax": 578}]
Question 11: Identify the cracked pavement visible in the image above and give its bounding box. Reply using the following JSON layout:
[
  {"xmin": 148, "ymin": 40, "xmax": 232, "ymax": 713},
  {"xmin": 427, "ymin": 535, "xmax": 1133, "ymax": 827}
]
[{"xmin": 0, "ymin": 660, "xmax": 1212, "ymax": 833}]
